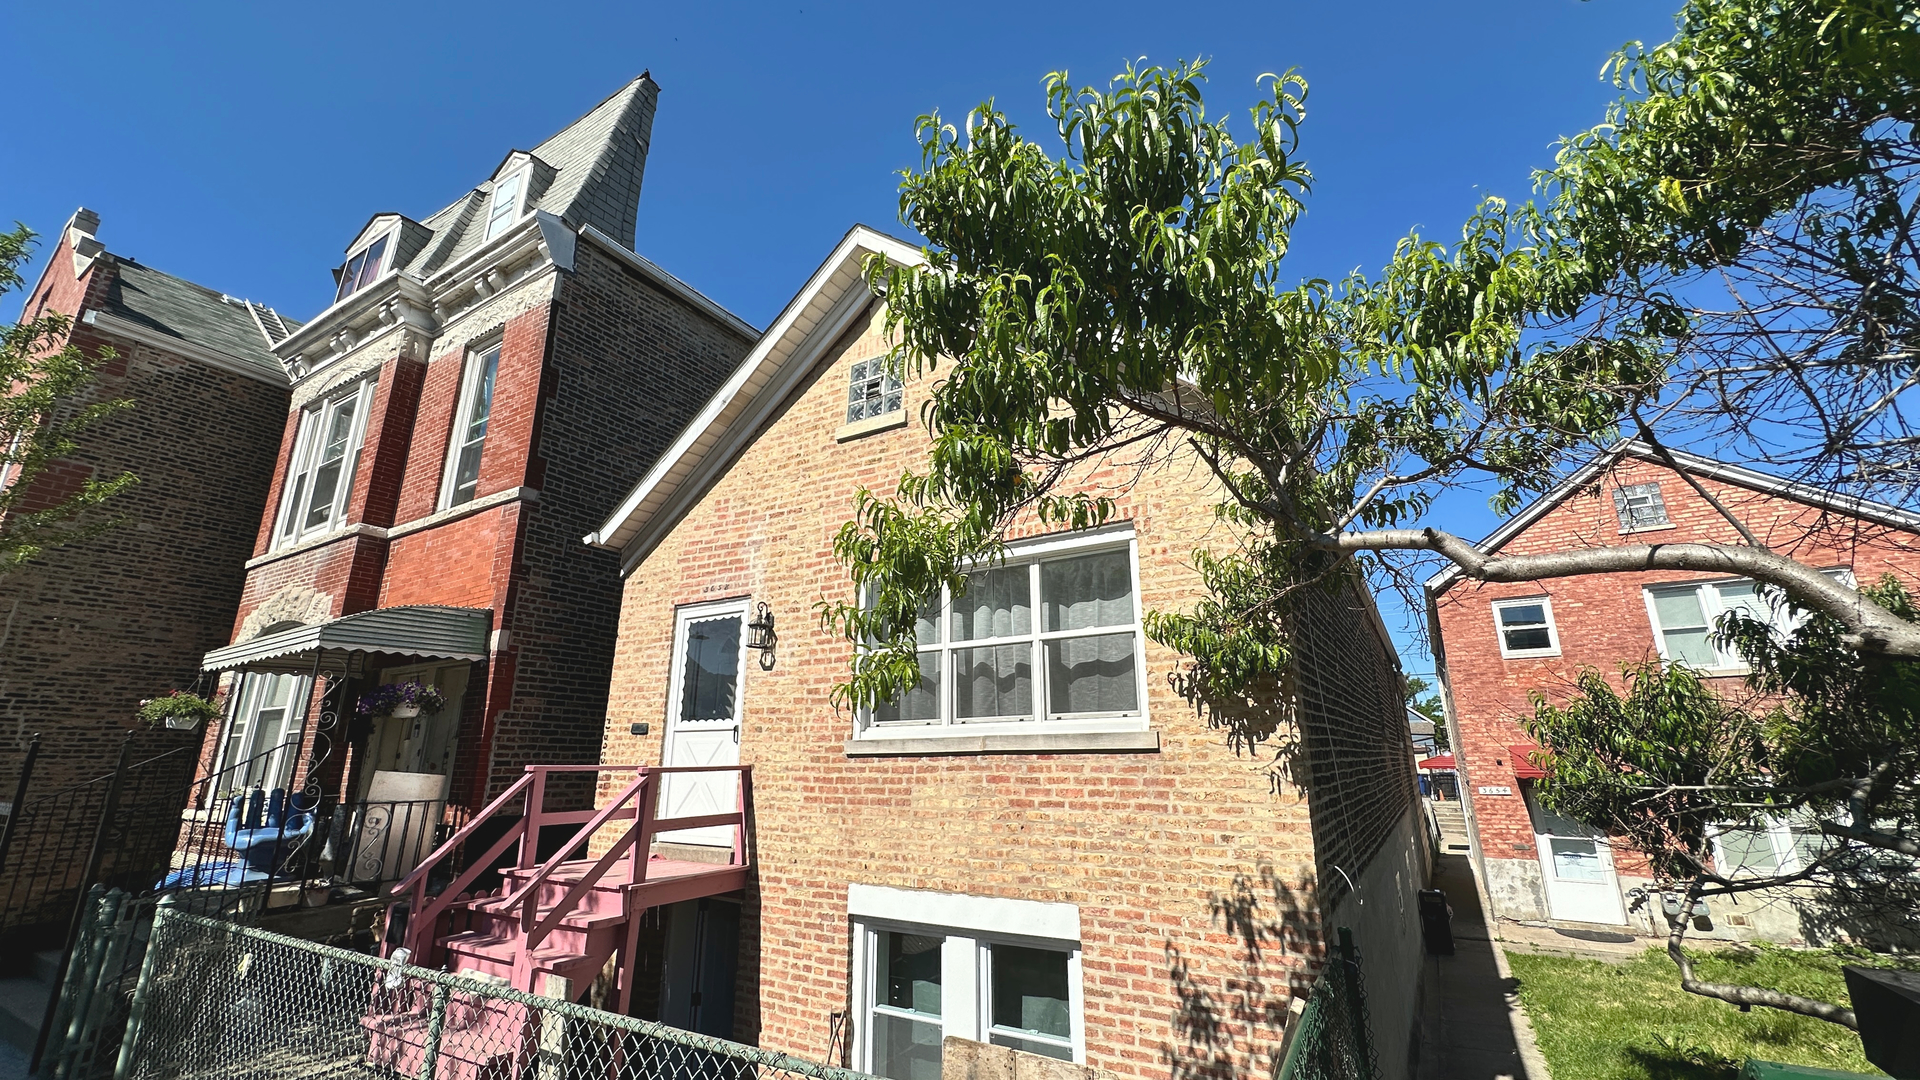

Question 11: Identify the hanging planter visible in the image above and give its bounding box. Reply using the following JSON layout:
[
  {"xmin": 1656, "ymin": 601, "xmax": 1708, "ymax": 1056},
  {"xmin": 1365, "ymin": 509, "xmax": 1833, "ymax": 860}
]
[
  {"xmin": 138, "ymin": 690, "xmax": 220, "ymax": 732},
  {"xmin": 358, "ymin": 681, "xmax": 447, "ymax": 721}
]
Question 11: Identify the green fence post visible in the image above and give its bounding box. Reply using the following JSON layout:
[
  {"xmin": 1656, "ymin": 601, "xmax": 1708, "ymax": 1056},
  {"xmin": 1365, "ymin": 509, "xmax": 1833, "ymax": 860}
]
[
  {"xmin": 113, "ymin": 895, "xmax": 177, "ymax": 1080},
  {"xmin": 1336, "ymin": 928, "xmax": 1373, "ymax": 1080},
  {"xmin": 420, "ymin": 982, "xmax": 450, "ymax": 1080}
]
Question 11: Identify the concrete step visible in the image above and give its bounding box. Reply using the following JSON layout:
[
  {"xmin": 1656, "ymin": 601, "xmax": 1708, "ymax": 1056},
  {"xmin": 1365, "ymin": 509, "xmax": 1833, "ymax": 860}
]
[{"xmin": 0, "ymin": 976, "xmax": 47, "ymax": 1057}]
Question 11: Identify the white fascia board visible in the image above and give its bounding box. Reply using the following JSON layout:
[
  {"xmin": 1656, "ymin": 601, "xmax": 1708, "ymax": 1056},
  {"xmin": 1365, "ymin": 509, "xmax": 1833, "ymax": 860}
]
[
  {"xmin": 80, "ymin": 310, "xmax": 290, "ymax": 388},
  {"xmin": 584, "ymin": 226, "xmax": 925, "ymax": 564},
  {"xmin": 575, "ymin": 224, "xmax": 756, "ymax": 340},
  {"xmin": 1422, "ymin": 448, "xmax": 1620, "ymax": 596}
]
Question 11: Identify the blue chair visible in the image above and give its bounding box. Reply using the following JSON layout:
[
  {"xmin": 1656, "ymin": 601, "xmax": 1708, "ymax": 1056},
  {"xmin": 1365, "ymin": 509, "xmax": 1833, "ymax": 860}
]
[{"xmin": 160, "ymin": 788, "xmax": 316, "ymax": 889}]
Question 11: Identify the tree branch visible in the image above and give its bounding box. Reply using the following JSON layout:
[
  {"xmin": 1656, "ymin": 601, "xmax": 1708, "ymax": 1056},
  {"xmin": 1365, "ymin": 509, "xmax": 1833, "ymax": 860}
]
[
  {"xmin": 1663, "ymin": 881, "xmax": 1858, "ymax": 1029},
  {"xmin": 1315, "ymin": 528, "xmax": 1920, "ymax": 657}
]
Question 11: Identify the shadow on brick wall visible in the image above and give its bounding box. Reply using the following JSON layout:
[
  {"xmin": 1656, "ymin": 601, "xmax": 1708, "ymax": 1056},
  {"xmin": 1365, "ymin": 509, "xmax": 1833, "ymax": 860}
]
[{"xmin": 1165, "ymin": 863, "xmax": 1318, "ymax": 1080}]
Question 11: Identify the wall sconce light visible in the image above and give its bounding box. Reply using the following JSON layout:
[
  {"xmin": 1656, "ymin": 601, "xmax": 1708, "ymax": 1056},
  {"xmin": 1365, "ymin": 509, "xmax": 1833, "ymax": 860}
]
[{"xmin": 746, "ymin": 602, "xmax": 777, "ymax": 670}]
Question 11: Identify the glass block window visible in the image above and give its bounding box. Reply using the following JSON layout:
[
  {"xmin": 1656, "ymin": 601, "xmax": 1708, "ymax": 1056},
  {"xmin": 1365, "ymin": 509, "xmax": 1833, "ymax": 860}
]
[
  {"xmin": 847, "ymin": 356, "xmax": 904, "ymax": 424},
  {"xmin": 1613, "ymin": 482, "xmax": 1670, "ymax": 530}
]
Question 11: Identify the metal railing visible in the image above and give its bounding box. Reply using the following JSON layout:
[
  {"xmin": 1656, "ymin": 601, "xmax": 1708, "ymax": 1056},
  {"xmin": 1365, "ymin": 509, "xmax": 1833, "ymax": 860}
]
[
  {"xmin": 118, "ymin": 904, "xmax": 881, "ymax": 1080},
  {"xmin": 1275, "ymin": 928, "xmax": 1379, "ymax": 1080}
]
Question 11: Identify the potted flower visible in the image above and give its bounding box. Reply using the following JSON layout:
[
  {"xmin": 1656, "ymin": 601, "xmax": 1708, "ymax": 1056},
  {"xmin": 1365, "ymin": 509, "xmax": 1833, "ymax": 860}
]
[
  {"xmin": 139, "ymin": 690, "xmax": 220, "ymax": 731},
  {"xmin": 358, "ymin": 680, "xmax": 446, "ymax": 721}
]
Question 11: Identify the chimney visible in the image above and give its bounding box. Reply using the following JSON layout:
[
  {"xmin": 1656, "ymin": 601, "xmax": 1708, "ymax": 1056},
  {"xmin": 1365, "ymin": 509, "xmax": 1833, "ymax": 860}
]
[{"xmin": 65, "ymin": 207, "xmax": 105, "ymax": 279}]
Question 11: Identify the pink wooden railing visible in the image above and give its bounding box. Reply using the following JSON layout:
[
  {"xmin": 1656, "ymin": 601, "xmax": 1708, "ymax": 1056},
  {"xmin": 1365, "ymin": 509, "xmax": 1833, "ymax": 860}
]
[{"xmin": 388, "ymin": 763, "xmax": 754, "ymax": 962}]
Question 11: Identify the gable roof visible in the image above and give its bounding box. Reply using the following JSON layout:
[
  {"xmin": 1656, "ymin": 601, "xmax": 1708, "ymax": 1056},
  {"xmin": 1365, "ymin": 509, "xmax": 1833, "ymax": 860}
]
[
  {"xmin": 585, "ymin": 224, "xmax": 924, "ymax": 567},
  {"xmin": 377, "ymin": 74, "xmax": 659, "ymax": 281},
  {"xmin": 97, "ymin": 257, "xmax": 293, "ymax": 380},
  {"xmin": 1424, "ymin": 441, "xmax": 1920, "ymax": 595}
]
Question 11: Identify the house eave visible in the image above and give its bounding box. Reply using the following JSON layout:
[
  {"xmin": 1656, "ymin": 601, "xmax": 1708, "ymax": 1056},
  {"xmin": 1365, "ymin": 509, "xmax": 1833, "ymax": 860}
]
[{"xmin": 79, "ymin": 309, "xmax": 288, "ymax": 387}]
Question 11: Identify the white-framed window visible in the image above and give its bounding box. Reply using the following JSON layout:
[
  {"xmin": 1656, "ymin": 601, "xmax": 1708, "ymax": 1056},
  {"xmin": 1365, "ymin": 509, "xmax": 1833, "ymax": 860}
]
[
  {"xmin": 334, "ymin": 231, "xmax": 393, "ymax": 304},
  {"xmin": 850, "ymin": 886, "xmax": 1083, "ymax": 1079},
  {"xmin": 847, "ymin": 356, "xmax": 904, "ymax": 425},
  {"xmin": 1711, "ymin": 818, "xmax": 1829, "ymax": 878},
  {"xmin": 276, "ymin": 378, "xmax": 376, "ymax": 547},
  {"xmin": 861, "ymin": 528, "xmax": 1147, "ymax": 737},
  {"xmin": 208, "ymin": 672, "xmax": 308, "ymax": 803},
  {"xmin": 1612, "ymin": 482, "xmax": 1671, "ymax": 531},
  {"xmin": 1491, "ymin": 597, "xmax": 1560, "ymax": 658},
  {"xmin": 439, "ymin": 342, "xmax": 502, "ymax": 508},
  {"xmin": 484, "ymin": 170, "xmax": 528, "ymax": 242}
]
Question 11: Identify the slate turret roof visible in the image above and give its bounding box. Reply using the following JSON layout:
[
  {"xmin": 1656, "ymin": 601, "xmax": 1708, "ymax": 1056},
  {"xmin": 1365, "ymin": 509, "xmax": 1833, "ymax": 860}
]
[{"xmin": 361, "ymin": 73, "xmax": 660, "ymax": 280}]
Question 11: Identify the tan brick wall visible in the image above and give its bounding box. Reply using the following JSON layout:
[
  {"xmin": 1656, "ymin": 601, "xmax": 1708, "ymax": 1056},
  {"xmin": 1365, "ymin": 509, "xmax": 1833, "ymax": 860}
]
[{"xmin": 602, "ymin": 304, "xmax": 1415, "ymax": 1080}]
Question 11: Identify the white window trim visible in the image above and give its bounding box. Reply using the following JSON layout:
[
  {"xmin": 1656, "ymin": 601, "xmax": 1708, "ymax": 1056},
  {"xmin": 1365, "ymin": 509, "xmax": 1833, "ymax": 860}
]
[
  {"xmin": 437, "ymin": 342, "xmax": 503, "ymax": 510},
  {"xmin": 1709, "ymin": 817, "xmax": 1825, "ymax": 878},
  {"xmin": 484, "ymin": 168, "xmax": 530, "ymax": 243},
  {"xmin": 274, "ymin": 378, "xmax": 377, "ymax": 550},
  {"xmin": 1642, "ymin": 570, "xmax": 1852, "ymax": 674},
  {"xmin": 853, "ymin": 525, "xmax": 1149, "ymax": 742},
  {"xmin": 849, "ymin": 886, "xmax": 1085, "ymax": 1071},
  {"xmin": 1491, "ymin": 596, "xmax": 1561, "ymax": 659}
]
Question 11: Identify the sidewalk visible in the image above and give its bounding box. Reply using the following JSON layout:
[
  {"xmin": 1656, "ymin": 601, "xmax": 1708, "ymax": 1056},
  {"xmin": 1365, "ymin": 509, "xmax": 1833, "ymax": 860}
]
[{"xmin": 1418, "ymin": 854, "xmax": 1554, "ymax": 1080}]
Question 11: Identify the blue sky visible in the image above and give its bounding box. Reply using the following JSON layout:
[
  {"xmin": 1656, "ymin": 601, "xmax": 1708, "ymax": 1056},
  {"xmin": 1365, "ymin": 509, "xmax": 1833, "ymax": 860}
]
[{"xmin": 1, "ymin": 0, "xmax": 1683, "ymax": 675}]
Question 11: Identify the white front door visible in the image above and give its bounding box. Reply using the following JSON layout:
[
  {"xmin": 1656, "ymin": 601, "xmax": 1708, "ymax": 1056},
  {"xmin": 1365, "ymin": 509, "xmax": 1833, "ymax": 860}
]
[
  {"xmin": 659, "ymin": 601, "xmax": 747, "ymax": 847},
  {"xmin": 1536, "ymin": 834, "xmax": 1628, "ymax": 924}
]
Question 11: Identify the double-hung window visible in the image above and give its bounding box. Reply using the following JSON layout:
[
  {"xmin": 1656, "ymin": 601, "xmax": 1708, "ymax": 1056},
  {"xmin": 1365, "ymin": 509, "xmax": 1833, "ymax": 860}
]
[
  {"xmin": 1491, "ymin": 597, "xmax": 1560, "ymax": 658},
  {"xmin": 1712, "ymin": 818, "xmax": 1828, "ymax": 877},
  {"xmin": 276, "ymin": 380, "xmax": 375, "ymax": 547},
  {"xmin": 852, "ymin": 887, "xmax": 1082, "ymax": 1080},
  {"xmin": 484, "ymin": 171, "xmax": 526, "ymax": 242},
  {"xmin": 440, "ymin": 343, "xmax": 502, "ymax": 508},
  {"xmin": 1643, "ymin": 575, "xmax": 1843, "ymax": 670},
  {"xmin": 866, "ymin": 531, "xmax": 1146, "ymax": 735},
  {"xmin": 334, "ymin": 232, "xmax": 392, "ymax": 304}
]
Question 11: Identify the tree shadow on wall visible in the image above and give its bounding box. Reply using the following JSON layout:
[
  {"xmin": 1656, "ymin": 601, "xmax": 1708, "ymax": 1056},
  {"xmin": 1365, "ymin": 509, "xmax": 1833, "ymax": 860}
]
[
  {"xmin": 1166, "ymin": 669, "xmax": 1303, "ymax": 797},
  {"xmin": 1165, "ymin": 863, "xmax": 1320, "ymax": 1080}
]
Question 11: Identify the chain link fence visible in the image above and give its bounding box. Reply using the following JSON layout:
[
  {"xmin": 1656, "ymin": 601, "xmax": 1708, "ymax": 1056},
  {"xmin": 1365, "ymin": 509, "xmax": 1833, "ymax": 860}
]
[
  {"xmin": 117, "ymin": 903, "xmax": 882, "ymax": 1080},
  {"xmin": 1275, "ymin": 928, "xmax": 1379, "ymax": 1080}
]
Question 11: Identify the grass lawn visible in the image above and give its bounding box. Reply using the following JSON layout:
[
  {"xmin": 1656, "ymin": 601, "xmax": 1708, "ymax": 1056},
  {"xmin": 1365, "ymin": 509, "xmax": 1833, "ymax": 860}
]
[{"xmin": 1507, "ymin": 943, "xmax": 1913, "ymax": 1079}]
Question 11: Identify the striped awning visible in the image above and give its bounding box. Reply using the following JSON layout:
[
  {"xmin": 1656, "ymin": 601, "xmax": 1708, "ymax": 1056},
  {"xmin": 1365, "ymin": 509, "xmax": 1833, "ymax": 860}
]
[{"xmin": 202, "ymin": 605, "xmax": 491, "ymax": 672}]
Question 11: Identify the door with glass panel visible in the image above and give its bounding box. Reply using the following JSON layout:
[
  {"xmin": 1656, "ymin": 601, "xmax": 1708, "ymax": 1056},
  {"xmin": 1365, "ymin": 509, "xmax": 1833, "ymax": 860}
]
[
  {"xmin": 212, "ymin": 673, "xmax": 306, "ymax": 801},
  {"xmin": 660, "ymin": 601, "xmax": 746, "ymax": 846}
]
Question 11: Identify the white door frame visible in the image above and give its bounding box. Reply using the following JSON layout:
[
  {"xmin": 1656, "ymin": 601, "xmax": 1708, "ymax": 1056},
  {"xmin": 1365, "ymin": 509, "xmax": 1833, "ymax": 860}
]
[
  {"xmin": 1534, "ymin": 831, "xmax": 1628, "ymax": 925},
  {"xmin": 659, "ymin": 598, "xmax": 750, "ymax": 846}
]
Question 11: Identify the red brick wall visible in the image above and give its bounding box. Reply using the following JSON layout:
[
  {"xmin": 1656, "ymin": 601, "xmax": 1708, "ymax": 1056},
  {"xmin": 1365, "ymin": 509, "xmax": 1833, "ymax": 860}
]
[{"xmin": 1435, "ymin": 457, "xmax": 1920, "ymax": 867}]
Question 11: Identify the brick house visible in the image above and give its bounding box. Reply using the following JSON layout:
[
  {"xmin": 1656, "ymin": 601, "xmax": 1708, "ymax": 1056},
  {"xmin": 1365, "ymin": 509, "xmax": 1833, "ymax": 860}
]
[
  {"xmin": 1427, "ymin": 442, "xmax": 1920, "ymax": 942},
  {"xmin": 390, "ymin": 227, "xmax": 1431, "ymax": 1080},
  {"xmin": 0, "ymin": 209, "xmax": 292, "ymax": 932},
  {"xmin": 191, "ymin": 74, "xmax": 754, "ymax": 877}
]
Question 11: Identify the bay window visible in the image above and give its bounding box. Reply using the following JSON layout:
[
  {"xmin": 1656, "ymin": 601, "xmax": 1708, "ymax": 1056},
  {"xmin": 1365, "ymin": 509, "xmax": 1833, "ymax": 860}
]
[
  {"xmin": 866, "ymin": 530, "xmax": 1146, "ymax": 735},
  {"xmin": 276, "ymin": 379, "xmax": 375, "ymax": 546},
  {"xmin": 440, "ymin": 342, "xmax": 502, "ymax": 508}
]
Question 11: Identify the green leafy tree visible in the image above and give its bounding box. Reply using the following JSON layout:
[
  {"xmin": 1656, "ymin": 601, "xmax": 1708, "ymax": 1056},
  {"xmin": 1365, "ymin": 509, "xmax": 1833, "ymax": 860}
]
[
  {"xmin": 1529, "ymin": 578, "xmax": 1920, "ymax": 1028},
  {"xmin": 825, "ymin": 0, "xmax": 1920, "ymax": 725},
  {"xmin": 0, "ymin": 224, "xmax": 136, "ymax": 569}
]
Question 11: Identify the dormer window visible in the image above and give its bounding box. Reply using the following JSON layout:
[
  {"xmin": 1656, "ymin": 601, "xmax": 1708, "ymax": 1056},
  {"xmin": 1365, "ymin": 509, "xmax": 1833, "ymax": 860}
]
[
  {"xmin": 484, "ymin": 171, "xmax": 527, "ymax": 242},
  {"xmin": 334, "ymin": 232, "xmax": 392, "ymax": 303}
]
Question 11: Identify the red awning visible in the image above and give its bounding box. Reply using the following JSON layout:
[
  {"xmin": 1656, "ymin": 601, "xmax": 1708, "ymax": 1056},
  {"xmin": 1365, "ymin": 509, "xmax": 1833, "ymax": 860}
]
[
  {"xmin": 1509, "ymin": 743, "xmax": 1549, "ymax": 780},
  {"xmin": 1417, "ymin": 753, "xmax": 1455, "ymax": 770}
]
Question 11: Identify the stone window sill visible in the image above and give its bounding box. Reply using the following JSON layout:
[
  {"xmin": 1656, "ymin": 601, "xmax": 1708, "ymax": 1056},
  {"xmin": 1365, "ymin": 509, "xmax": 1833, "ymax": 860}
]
[
  {"xmin": 843, "ymin": 730, "xmax": 1160, "ymax": 757},
  {"xmin": 835, "ymin": 411, "xmax": 908, "ymax": 442}
]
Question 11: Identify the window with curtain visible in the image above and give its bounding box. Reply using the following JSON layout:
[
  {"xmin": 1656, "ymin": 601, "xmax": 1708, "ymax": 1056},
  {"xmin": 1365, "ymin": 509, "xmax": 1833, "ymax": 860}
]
[
  {"xmin": 334, "ymin": 231, "xmax": 392, "ymax": 303},
  {"xmin": 209, "ymin": 673, "xmax": 307, "ymax": 802},
  {"xmin": 276, "ymin": 379, "xmax": 375, "ymax": 546},
  {"xmin": 440, "ymin": 343, "xmax": 502, "ymax": 508},
  {"xmin": 867, "ymin": 534, "xmax": 1145, "ymax": 732},
  {"xmin": 1644, "ymin": 575, "xmax": 1842, "ymax": 669}
]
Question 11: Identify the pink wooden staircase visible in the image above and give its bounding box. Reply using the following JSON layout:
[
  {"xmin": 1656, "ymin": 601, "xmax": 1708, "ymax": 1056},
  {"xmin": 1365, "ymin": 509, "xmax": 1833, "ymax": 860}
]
[{"xmin": 387, "ymin": 763, "xmax": 754, "ymax": 1012}]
